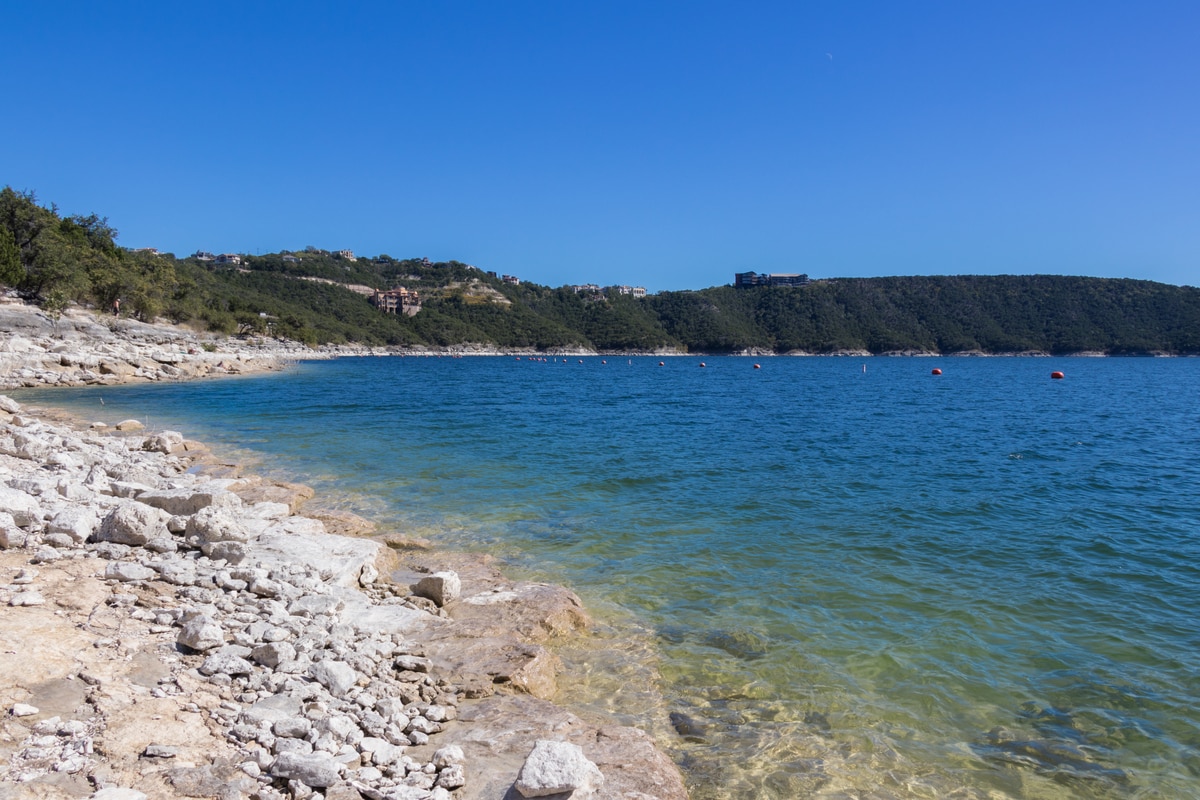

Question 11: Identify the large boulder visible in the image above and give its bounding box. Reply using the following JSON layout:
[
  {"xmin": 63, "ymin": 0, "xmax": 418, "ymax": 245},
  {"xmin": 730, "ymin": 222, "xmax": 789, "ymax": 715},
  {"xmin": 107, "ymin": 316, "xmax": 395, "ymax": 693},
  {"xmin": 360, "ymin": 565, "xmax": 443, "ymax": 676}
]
[
  {"xmin": 139, "ymin": 485, "xmax": 242, "ymax": 517},
  {"xmin": 47, "ymin": 506, "xmax": 99, "ymax": 544},
  {"xmin": 186, "ymin": 506, "xmax": 251, "ymax": 544},
  {"xmin": 97, "ymin": 501, "xmax": 172, "ymax": 546},
  {"xmin": 269, "ymin": 751, "xmax": 341, "ymax": 787},
  {"xmin": 0, "ymin": 511, "xmax": 26, "ymax": 549},
  {"xmin": 0, "ymin": 486, "xmax": 41, "ymax": 528},
  {"xmin": 514, "ymin": 739, "xmax": 604, "ymax": 798},
  {"xmin": 142, "ymin": 430, "xmax": 184, "ymax": 454}
]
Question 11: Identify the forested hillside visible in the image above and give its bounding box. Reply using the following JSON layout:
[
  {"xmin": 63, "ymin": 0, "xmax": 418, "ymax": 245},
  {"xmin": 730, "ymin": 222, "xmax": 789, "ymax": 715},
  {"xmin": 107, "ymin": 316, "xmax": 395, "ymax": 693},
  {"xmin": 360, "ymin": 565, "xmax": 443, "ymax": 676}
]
[{"xmin": 3, "ymin": 187, "xmax": 1198, "ymax": 354}]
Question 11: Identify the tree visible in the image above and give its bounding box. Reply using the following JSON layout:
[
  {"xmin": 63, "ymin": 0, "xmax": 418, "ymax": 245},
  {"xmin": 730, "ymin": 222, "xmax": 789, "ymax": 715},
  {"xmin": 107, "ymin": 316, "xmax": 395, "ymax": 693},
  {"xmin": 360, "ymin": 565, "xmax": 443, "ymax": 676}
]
[{"xmin": 0, "ymin": 226, "xmax": 21, "ymax": 287}]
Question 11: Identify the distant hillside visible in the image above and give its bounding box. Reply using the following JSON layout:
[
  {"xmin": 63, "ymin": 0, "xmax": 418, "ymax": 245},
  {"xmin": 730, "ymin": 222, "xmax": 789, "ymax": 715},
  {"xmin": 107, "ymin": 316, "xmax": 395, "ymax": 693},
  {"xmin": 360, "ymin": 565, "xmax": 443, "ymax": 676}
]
[{"xmin": 4, "ymin": 187, "xmax": 1199, "ymax": 354}]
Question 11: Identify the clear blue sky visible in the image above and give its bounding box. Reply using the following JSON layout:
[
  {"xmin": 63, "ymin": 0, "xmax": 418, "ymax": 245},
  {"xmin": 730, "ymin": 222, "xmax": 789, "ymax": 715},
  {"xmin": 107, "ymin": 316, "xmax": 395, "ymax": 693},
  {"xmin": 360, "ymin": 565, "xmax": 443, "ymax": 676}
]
[{"xmin": 3, "ymin": 1, "xmax": 1197, "ymax": 292}]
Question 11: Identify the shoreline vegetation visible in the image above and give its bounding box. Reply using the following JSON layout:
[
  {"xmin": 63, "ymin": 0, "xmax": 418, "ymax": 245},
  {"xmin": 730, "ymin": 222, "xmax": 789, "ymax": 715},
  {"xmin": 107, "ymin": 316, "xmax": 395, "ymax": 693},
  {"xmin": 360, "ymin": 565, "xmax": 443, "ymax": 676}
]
[
  {"xmin": 1, "ymin": 301, "xmax": 688, "ymax": 799},
  {"xmin": 4, "ymin": 188, "xmax": 1200, "ymax": 359}
]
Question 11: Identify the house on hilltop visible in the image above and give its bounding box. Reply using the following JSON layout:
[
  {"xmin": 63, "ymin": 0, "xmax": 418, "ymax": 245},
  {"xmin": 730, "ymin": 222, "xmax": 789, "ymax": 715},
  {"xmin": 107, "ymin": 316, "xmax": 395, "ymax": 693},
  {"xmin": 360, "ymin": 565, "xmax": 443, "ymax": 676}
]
[
  {"xmin": 611, "ymin": 285, "xmax": 647, "ymax": 297},
  {"xmin": 370, "ymin": 287, "xmax": 421, "ymax": 316},
  {"xmin": 735, "ymin": 271, "xmax": 809, "ymax": 288}
]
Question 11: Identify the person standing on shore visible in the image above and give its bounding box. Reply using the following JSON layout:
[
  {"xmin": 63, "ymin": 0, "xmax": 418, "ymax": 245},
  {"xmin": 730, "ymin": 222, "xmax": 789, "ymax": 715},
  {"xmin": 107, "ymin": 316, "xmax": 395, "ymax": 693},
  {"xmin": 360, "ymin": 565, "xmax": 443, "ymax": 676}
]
[{"xmin": 112, "ymin": 298, "xmax": 120, "ymax": 316}]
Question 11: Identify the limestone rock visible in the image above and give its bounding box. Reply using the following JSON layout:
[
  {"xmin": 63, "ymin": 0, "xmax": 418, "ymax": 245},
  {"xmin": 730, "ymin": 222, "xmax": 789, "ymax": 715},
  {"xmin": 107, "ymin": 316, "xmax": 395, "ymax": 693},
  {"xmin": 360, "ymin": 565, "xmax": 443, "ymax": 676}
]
[
  {"xmin": 142, "ymin": 430, "xmax": 184, "ymax": 454},
  {"xmin": 514, "ymin": 739, "xmax": 604, "ymax": 798},
  {"xmin": 199, "ymin": 651, "xmax": 254, "ymax": 676},
  {"xmin": 309, "ymin": 660, "xmax": 358, "ymax": 697},
  {"xmin": 186, "ymin": 505, "xmax": 251, "ymax": 544},
  {"xmin": 251, "ymin": 641, "xmax": 296, "ymax": 669},
  {"xmin": 433, "ymin": 744, "xmax": 465, "ymax": 768},
  {"xmin": 177, "ymin": 614, "xmax": 225, "ymax": 651},
  {"xmin": 138, "ymin": 485, "xmax": 242, "ymax": 516},
  {"xmin": 48, "ymin": 505, "xmax": 99, "ymax": 544},
  {"xmin": 413, "ymin": 571, "xmax": 461, "ymax": 607},
  {"xmin": 0, "ymin": 485, "xmax": 41, "ymax": 528},
  {"xmin": 104, "ymin": 562, "xmax": 156, "ymax": 582},
  {"xmin": 270, "ymin": 750, "xmax": 342, "ymax": 788},
  {"xmin": 0, "ymin": 512, "xmax": 27, "ymax": 549},
  {"xmin": 114, "ymin": 418, "xmax": 144, "ymax": 431},
  {"xmin": 91, "ymin": 789, "xmax": 148, "ymax": 800},
  {"xmin": 230, "ymin": 478, "xmax": 315, "ymax": 514},
  {"xmin": 97, "ymin": 501, "xmax": 171, "ymax": 546}
]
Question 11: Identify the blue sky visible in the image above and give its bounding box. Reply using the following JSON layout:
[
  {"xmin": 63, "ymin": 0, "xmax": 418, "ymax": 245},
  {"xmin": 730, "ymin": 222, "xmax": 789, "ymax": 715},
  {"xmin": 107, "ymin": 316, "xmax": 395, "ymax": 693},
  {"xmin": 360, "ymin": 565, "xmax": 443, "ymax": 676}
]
[{"xmin": 3, "ymin": 1, "xmax": 1197, "ymax": 292}]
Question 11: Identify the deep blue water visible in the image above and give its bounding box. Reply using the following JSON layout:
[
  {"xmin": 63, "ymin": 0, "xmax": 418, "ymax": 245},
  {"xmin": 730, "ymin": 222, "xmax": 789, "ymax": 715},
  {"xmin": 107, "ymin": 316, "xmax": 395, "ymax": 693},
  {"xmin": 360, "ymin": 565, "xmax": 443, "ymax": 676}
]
[{"xmin": 17, "ymin": 356, "xmax": 1200, "ymax": 798}]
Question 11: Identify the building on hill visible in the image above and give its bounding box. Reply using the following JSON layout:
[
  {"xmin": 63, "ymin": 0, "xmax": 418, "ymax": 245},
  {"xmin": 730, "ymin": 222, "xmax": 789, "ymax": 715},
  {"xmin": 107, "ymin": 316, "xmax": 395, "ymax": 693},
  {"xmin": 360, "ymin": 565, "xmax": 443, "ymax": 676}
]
[
  {"xmin": 502, "ymin": 275, "xmax": 520, "ymax": 285},
  {"xmin": 735, "ymin": 271, "xmax": 809, "ymax": 288},
  {"xmin": 214, "ymin": 253, "xmax": 243, "ymax": 266},
  {"xmin": 610, "ymin": 285, "xmax": 647, "ymax": 297},
  {"xmin": 336, "ymin": 250, "xmax": 357, "ymax": 262},
  {"xmin": 192, "ymin": 251, "xmax": 215, "ymax": 261},
  {"xmin": 370, "ymin": 287, "xmax": 421, "ymax": 316}
]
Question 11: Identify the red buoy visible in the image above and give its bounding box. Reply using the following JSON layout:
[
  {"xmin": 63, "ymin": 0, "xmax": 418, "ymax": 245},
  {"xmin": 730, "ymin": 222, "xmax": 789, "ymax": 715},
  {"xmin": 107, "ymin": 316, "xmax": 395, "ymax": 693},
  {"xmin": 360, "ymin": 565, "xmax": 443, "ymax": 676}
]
[
  {"xmin": 699, "ymin": 362, "xmax": 706, "ymax": 368},
  {"xmin": 753, "ymin": 364, "xmax": 761, "ymax": 369},
  {"xmin": 931, "ymin": 368, "xmax": 942, "ymax": 375},
  {"xmin": 1051, "ymin": 371, "xmax": 1065, "ymax": 380},
  {"xmin": 659, "ymin": 361, "xmax": 665, "ymax": 366}
]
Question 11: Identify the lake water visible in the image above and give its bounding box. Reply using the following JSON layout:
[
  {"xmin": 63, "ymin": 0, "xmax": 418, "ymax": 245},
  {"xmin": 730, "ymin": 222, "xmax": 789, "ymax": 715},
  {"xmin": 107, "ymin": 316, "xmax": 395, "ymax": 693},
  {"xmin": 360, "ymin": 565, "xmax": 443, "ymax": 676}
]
[{"xmin": 17, "ymin": 356, "xmax": 1200, "ymax": 799}]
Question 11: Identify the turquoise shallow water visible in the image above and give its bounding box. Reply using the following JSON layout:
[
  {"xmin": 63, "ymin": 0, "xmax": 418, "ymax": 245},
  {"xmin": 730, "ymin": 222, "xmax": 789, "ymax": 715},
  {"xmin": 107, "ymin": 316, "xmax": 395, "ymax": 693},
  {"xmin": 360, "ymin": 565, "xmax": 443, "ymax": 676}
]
[{"xmin": 17, "ymin": 356, "xmax": 1200, "ymax": 798}]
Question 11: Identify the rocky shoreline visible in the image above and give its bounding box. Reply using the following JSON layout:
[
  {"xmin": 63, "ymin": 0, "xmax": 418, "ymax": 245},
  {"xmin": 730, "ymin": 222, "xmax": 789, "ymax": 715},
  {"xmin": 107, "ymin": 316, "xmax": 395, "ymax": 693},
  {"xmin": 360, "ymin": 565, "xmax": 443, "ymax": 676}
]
[{"xmin": 1, "ymin": 301, "xmax": 688, "ymax": 800}]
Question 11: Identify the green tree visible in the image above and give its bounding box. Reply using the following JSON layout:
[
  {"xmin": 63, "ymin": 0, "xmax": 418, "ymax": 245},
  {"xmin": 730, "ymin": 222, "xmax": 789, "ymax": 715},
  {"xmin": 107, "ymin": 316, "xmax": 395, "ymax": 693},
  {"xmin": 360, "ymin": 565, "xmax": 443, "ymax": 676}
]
[{"xmin": 0, "ymin": 226, "xmax": 21, "ymax": 286}]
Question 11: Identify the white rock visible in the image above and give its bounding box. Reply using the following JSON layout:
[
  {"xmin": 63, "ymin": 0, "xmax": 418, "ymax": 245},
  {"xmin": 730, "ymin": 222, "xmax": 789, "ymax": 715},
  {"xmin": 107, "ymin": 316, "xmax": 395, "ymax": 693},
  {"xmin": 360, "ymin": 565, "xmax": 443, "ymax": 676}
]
[
  {"xmin": 436, "ymin": 763, "xmax": 466, "ymax": 789},
  {"xmin": 139, "ymin": 485, "xmax": 242, "ymax": 516},
  {"xmin": 269, "ymin": 750, "xmax": 341, "ymax": 788},
  {"xmin": 413, "ymin": 571, "xmax": 461, "ymax": 607},
  {"xmin": 432, "ymin": 744, "xmax": 465, "ymax": 768},
  {"xmin": 177, "ymin": 615, "xmax": 226, "ymax": 651},
  {"xmin": 11, "ymin": 703, "xmax": 39, "ymax": 717},
  {"xmin": 251, "ymin": 641, "xmax": 296, "ymax": 669},
  {"xmin": 514, "ymin": 740, "xmax": 604, "ymax": 798},
  {"xmin": 186, "ymin": 506, "xmax": 250, "ymax": 544},
  {"xmin": 97, "ymin": 501, "xmax": 171, "ymax": 545},
  {"xmin": 10, "ymin": 591, "xmax": 46, "ymax": 606},
  {"xmin": 308, "ymin": 660, "xmax": 358, "ymax": 697},
  {"xmin": 0, "ymin": 523, "xmax": 27, "ymax": 549},
  {"xmin": 47, "ymin": 506, "xmax": 99, "ymax": 544},
  {"xmin": 91, "ymin": 789, "xmax": 148, "ymax": 800},
  {"xmin": 0, "ymin": 395, "xmax": 20, "ymax": 413},
  {"xmin": 0, "ymin": 486, "xmax": 41, "ymax": 527},
  {"xmin": 199, "ymin": 652, "xmax": 254, "ymax": 676},
  {"xmin": 104, "ymin": 562, "xmax": 156, "ymax": 583},
  {"xmin": 142, "ymin": 430, "xmax": 184, "ymax": 454}
]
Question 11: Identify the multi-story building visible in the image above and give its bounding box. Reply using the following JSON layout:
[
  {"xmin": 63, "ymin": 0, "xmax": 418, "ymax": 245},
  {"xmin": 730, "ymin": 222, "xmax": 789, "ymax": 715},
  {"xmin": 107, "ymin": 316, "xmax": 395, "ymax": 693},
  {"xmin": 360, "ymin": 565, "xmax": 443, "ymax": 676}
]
[
  {"xmin": 370, "ymin": 287, "xmax": 421, "ymax": 316},
  {"xmin": 734, "ymin": 271, "xmax": 809, "ymax": 287}
]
